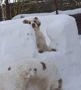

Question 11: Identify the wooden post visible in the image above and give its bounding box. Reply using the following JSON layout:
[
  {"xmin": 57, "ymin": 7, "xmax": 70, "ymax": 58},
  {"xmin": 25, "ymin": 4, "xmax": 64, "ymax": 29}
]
[
  {"xmin": 1, "ymin": 6, "xmax": 6, "ymax": 20},
  {"xmin": 54, "ymin": 0, "xmax": 58, "ymax": 14},
  {"xmin": 5, "ymin": 0, "xmax": 10, "ymax": 20}
]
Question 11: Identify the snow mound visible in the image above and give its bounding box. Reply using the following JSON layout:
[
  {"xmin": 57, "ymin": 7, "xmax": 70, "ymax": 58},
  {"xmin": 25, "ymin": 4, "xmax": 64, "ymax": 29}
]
[
  {"xmin": 45, "ymin": 15, "xmax": 81, "ymax": 83},
  {"xmin": 0, "ymin": 22, "xmax": 37, "ymax": 72},
  {"xmin": 47, "ymin": 15, "xmax": 80, "ymax": 53},
  {"xmin": 0, "ymin": 14, "xmax": 81, "ymax": 90},
  {"xmin": 34, "ymin": 15, "xmax": 81, "ymax": 85}
]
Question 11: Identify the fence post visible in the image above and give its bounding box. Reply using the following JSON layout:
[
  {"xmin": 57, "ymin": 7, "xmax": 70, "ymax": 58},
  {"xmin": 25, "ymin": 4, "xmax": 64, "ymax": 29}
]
[
  {"xmin": 5, "ymin": 0, "xmax": 10, "ymax": 20},
  {"xmin": 54, "ymin": 0, "xmax": 58, "ymax": 14},
  {"xmin": 1, "ymin": 6, "xmax": 6, "ymax": 20}
]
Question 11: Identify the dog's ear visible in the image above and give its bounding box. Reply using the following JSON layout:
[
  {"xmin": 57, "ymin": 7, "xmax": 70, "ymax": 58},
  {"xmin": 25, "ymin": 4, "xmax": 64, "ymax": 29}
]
[
  {"xmin": 34, "ymin": 17, "xmax": 38, "ymax": 20},
  {"xmin": 23, "ymin": 20, "xmax": 31, "ymax": 24},
  {"xmin": 23, "ymin": 20, "xmax": 28, "ymax": 24}
]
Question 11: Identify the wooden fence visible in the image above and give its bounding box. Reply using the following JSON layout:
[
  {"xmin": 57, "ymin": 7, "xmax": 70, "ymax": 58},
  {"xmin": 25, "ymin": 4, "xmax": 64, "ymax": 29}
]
[
  {"xmin": 0, "ymin": 7, "xmax": 2, "ymax": 21},
  {"xmin": 56, "ymin": 0, "xmax": 81, "ymax": 11},
  {"xmin": 0, "ymin": 0, "xmax": 55, "ymax": 20},
  {"xmin": 72, "ymin": 14, "xmax": 81, "ymax": 35},
  {"xmin": 0, "ymin": 0, "xmax": 81, "ymax": 21},
  {"xmin": 0, "ymin": 0, "xmax": 81, "ymax": 34}
]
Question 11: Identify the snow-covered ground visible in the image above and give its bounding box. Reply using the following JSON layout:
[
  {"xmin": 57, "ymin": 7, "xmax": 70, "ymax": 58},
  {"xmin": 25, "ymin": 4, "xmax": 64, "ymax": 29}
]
[
  {"xmin": 0, "ymin": 13, "xmax": 81, "ymax": 90},
  {"xmin": 79, "ymin": 35, "xmax": 81, "ymax": 44}
]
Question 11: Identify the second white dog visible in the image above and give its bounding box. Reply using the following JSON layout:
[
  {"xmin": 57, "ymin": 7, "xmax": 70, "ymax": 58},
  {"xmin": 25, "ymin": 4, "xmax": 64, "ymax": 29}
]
[{"xmin": 0, "ymin": 58, "xmax": 62, "ymax": 90}]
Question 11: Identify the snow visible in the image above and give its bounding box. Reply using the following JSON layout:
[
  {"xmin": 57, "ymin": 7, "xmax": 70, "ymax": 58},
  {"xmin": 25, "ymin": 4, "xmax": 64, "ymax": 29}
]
[
  {"xmin": 0, "ymin": 21, "xmax": 37, "ymax": 72},
  {"xmin": 47, "ymin": 15, "xmax": 81, "ymax": 53},
  {"xmin": 34, "ymin": 15, "xmax": 81, "ymax": 89},
  {"xmin": 12, "ymin": 8, "xmax": 81, "ymax": 20},
  {"xmin": 57, "ymin": 8, "xmax": 81, "ymax": 15},
  {"xmin": 79, "ymin": 35, "xmax": 81, "ymax": 44},
  {"xmin": 0, "ymin": 14, "xmax": 81, "ymax": 90}
]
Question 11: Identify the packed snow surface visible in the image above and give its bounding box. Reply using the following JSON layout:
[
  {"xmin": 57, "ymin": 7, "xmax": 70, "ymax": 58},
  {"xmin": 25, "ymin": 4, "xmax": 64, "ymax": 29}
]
[{"xmin": 0, "ymin": 14, "xmax": 81, "ymax": 90}]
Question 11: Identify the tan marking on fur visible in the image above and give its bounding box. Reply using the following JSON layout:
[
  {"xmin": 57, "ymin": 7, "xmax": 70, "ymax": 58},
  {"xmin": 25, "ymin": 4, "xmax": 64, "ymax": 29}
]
[
  {"xmin": 8, "ymin": 67, "xmax": 11, "ymax": 71},
  {"xmin": 34, "ymin": 68, "xmax": 37, "ymax": 74},
  {"xmin": 40, "ymin": 62, "xmax": 46, "ymax": 70},
  {"xmin": 29, "ymin": 21, "xmax": 31, "ymax": 24},
  {"xmin": 23, "ymin": 20, "xmax": 31, "ymax": 24},
  {"xmin": 34, "ymin": 17, "xmax": 38, "ymax": 19},
  {"xmin": 52, "ymin": 48, "xmax": 56, "ymax": 51},
  {"xmin": 58, "ymin": 79, "xmax": 62, "ymax": 90},
  {"xmin": 34, "ymin": 68, "xmax": 37, "ymax": 72}
]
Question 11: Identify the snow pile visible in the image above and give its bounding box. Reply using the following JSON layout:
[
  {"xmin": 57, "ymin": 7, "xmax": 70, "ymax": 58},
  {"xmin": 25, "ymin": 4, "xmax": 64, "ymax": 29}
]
[
  {"xmin": 47, "ymin": 15, "xmax": 80, "ymax": 53},
  {"xmin": 0, "ymin": 21, "xmax": 37, "ymax": 72},
  {"xmin": 46, "ymin": 15, "xmax": 81, "ymax": 85},
  {"xmin": 32, "ymin": 15, "xmax": 81, "ymax": 85},
  {"xmin": 0, "ymin": 14, "xmax": 81, "ymax": 90}
]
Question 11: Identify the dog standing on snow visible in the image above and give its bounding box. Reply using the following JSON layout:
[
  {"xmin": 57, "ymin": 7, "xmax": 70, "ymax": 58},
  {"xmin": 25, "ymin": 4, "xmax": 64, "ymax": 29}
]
[
  {"xmin": 23, "ymin": 17, "xmax": 56, "ymax": 53},
  {"xmin": 0, "ymin": 58, "xmax": 62, "ymax": 90}
]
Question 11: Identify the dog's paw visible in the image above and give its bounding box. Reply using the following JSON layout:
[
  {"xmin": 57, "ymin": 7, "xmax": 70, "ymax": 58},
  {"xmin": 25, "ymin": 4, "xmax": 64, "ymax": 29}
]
[
  {"xmin": 38, "ymin": 50, "xmax": 44, "ymax": 53},
  {"xmin": 52, "ymin": 48, "xmax": 56, "ymax": 51}
]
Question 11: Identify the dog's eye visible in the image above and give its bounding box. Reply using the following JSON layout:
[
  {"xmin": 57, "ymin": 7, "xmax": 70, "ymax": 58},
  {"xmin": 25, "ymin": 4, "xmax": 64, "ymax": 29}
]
[
  {"xmin": 27, "ymin": 33, "xmax": 29, "ymax": 35},
  {"xmin": 34, "ymin": 21, "xmax": 36, "ymax": 23}
]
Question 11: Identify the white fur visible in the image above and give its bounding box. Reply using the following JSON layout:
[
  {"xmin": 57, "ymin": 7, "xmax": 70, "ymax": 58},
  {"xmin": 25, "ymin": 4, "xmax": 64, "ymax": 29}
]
[
  {"xmin": 0, "ymin": 58, "xmax": 62, "ymax": 90},
  {"xmin": 33, "ymin": 24, "xmax": 52, "ymax": 52}
]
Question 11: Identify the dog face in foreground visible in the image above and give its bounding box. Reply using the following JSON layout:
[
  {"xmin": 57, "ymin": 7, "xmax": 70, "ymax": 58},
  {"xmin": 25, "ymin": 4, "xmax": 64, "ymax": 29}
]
[
  {"xmin": 0, "ymin": 59, "xmax": 62, "ymax": 90},
  {"xmin": 23, "ymin": 17, "xmax": 56, "ymax": 53}
]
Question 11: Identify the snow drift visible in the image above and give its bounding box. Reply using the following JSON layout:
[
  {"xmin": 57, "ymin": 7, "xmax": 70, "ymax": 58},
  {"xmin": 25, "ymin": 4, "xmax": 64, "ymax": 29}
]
[
  {"xmin": 0, "ymin": 14, "xmax": 81, "ymax": 90},
  {"xmin": 0, "ymin": 22, "xmax": 37, "ymax": 72}
]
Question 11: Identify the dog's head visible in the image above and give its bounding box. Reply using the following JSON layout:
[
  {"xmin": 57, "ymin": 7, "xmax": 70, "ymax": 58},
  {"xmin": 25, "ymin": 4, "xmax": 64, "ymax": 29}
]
[{"xmin": 23, "ymin": 17, "xmax": 41, "ymax": 30}]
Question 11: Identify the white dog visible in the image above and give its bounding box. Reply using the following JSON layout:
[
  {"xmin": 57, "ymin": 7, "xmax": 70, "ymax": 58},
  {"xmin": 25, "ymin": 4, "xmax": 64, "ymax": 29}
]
[
  {"xmin": 0, "ymin": 58, "xmax": 62, "ymax": 90},
  {"xmin": 23, "ymin": 17, "xmax": 56, "ymax": 53}
]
